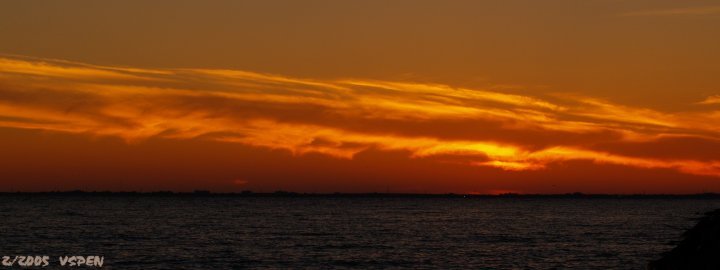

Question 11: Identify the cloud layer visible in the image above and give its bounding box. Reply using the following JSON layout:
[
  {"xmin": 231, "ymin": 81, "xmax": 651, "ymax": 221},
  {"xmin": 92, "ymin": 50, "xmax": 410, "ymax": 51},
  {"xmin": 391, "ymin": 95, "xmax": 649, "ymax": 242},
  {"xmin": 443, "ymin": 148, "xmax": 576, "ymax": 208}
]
[{"xmin": 1, "ymin": 56, "xmax": 719, "ymax": 179}]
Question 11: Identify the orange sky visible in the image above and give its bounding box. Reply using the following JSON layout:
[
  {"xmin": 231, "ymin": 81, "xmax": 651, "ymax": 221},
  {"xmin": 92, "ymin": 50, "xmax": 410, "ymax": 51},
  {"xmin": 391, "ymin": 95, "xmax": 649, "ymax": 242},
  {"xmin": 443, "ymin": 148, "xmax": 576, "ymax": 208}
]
[{"xmin": 1, "ymin": 1, "xmax": 719, "ymax": 193}]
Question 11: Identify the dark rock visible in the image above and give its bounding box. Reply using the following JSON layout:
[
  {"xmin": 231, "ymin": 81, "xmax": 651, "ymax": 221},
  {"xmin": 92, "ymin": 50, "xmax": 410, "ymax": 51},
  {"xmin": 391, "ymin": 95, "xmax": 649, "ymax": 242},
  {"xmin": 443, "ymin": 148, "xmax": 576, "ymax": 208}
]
[{"xmin": 648, "ymin": 209, "xmax": 720, "ymax": 269}]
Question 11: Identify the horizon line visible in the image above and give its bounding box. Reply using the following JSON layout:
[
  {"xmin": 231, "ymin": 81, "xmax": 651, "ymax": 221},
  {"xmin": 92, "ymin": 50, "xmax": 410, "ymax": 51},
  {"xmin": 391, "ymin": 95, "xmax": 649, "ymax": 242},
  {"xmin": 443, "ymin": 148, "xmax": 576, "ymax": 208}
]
[{"xmin": 3, "ymin": 190, "xmax": 720, "ymax": 198}]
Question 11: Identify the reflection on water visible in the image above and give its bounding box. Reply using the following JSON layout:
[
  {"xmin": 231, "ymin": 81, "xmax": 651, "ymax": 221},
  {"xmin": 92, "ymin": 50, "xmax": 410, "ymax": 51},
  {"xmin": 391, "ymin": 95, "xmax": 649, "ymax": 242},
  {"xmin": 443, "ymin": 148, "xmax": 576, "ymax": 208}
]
[{"xmin": 1, "ymin": 195, "xmax": 718, "ymax": 269}]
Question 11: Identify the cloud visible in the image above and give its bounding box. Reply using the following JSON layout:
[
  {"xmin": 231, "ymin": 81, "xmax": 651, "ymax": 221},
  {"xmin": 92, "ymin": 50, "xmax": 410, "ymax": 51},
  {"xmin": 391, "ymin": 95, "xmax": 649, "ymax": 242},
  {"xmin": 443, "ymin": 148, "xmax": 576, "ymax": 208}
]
[
  {"xmin": 699, "ymin": 95, "xmax": 720, "ymax": 105},
  {"xmin": 1, "ymin": 56, "xmax": 720, "ymax": 177},
  {"xmin": 622, "ymin": 6, "xmax": 720, "ymax": 17}
]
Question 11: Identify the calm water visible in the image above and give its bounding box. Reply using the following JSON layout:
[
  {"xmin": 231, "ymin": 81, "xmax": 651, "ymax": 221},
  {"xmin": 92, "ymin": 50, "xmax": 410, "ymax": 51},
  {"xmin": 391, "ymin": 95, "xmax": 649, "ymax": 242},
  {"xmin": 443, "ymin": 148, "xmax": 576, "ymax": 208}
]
[{"xmin": 1, "ymin": 195, "xmax": 719, "ymax": 269}]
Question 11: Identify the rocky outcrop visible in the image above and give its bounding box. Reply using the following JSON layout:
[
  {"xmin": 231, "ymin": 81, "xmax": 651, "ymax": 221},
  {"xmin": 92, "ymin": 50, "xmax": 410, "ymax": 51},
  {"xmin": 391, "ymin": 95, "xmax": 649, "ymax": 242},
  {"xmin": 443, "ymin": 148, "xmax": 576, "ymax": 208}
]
[{"xmin": 648, "ymin": 209, "xmax": 720, "ymax": 270}]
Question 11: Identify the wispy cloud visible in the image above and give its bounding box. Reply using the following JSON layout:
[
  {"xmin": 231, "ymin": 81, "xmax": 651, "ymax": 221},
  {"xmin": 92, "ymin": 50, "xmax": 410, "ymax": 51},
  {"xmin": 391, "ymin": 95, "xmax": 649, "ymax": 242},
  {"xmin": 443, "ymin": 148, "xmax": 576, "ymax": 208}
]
[
  {"xmin": 699, "ymin": 95, "xmax": 720, "ymax": 105},
  {"xmin": 1, "ymin": 56, "xmax": 720, "ymax": 177},
  {"xmin": 622, "ymin": 5, "xmax": 720, "ymax": 17}
]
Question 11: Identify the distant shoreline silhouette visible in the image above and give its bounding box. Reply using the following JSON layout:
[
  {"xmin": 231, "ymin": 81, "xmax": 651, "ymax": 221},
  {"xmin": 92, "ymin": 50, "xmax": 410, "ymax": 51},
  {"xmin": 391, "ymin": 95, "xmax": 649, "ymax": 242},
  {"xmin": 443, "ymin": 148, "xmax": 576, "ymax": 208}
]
[{"xmin": 3, "ymin": 190, "xmax": 720, "ymax": 199}]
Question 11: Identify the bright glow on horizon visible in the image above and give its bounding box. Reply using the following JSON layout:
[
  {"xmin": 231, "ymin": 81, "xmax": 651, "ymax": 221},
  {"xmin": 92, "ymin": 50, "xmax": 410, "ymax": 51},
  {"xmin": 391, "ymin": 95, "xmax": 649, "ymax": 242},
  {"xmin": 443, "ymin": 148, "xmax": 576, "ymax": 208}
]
[{"xmin": 1, "ymin": 56, "xmax": 720, "ymax": 194}]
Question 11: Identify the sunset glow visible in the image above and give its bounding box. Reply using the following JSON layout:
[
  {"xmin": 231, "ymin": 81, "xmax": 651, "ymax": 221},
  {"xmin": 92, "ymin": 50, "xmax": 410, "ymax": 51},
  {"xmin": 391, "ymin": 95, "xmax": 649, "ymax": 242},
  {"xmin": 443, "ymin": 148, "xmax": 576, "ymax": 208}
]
[
  {"xmin": 1, "ymin": 55, "xmax": 720, "ymax": 193},
  {"xmin": 1, "ymin": 1, "xmax": 719, "ymax": 193}
]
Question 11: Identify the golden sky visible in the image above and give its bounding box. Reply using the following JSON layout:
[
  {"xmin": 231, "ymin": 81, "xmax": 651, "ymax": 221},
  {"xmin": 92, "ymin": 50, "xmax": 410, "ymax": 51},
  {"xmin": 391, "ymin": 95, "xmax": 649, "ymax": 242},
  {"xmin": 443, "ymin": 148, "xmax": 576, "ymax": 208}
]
[{"xmin": 1, "ymin": 1, "xmax": 719, "ymax": 193}]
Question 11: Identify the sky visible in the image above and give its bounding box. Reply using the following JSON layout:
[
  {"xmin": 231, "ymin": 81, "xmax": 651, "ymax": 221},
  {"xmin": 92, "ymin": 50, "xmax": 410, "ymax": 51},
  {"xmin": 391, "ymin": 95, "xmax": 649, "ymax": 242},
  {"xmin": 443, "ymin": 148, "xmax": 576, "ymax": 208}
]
[{"xmin": 0, "ymin": 0, "xmax": 719, "ymax": 193}]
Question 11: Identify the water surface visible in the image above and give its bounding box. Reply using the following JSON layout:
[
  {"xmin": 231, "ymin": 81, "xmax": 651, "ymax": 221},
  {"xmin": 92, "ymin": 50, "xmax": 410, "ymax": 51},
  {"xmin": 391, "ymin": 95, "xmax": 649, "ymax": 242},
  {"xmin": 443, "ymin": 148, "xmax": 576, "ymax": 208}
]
[{"xmin": 1, "ymin": 195, "xmax": 717, "ymax": 269}]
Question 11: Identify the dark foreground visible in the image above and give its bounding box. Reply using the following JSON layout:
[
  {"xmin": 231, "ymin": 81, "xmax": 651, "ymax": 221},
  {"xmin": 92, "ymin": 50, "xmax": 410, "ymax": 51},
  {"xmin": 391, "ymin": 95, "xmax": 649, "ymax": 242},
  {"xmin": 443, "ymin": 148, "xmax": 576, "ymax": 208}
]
[
  {"xmin": 1, "ymin": 195, "xmax": 718, "ymax": 269},
  {"xmin": 648, "ymin": 209, "xmax": 720, "ymax": 269}
]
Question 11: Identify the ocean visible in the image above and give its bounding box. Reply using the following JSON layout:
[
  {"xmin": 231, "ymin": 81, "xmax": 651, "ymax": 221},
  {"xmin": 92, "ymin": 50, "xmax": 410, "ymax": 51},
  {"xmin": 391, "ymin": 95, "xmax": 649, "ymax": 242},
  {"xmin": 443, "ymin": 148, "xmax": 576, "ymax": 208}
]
[{"xmin": 1, "ymin": 195, "xmax": 719, "ymax": 269}]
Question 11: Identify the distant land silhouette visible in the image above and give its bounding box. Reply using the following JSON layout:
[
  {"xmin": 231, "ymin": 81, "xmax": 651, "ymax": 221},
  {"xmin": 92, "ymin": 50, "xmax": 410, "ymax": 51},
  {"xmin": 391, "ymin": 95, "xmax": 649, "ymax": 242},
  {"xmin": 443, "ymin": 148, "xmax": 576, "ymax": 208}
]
[{"xmin": 3, "ymin": 190, "xmax": 720, "ymax": 199}]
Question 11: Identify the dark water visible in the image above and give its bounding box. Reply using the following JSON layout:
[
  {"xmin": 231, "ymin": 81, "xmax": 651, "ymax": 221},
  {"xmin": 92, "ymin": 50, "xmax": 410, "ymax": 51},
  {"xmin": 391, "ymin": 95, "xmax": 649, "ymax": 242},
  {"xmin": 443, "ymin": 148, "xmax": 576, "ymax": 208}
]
[{"xmin": 1, "ymin": 196, "xmax": 719, "ymax": 269}]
